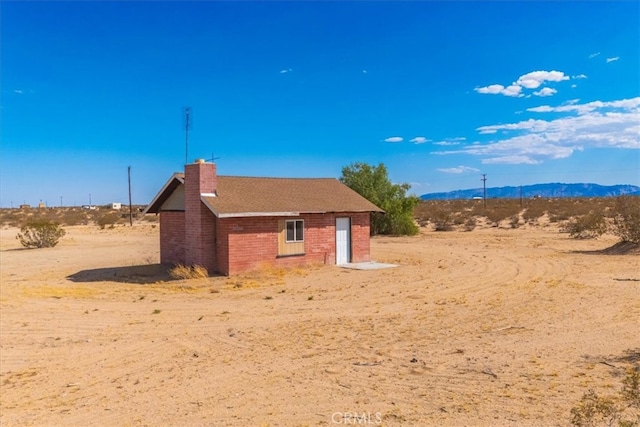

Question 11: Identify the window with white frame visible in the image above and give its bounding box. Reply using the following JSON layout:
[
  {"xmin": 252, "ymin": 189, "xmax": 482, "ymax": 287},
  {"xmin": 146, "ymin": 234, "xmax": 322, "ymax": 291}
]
[{"xmin": 285, "ymin": 219, "xmax": 304, "ymax": 243}]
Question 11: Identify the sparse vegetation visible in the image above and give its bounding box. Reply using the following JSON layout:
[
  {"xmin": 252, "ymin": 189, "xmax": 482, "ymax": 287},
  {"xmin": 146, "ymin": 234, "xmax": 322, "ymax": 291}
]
[
  {"xmin": 97, "ymin": 212, "xmax": 122, "ymax": 229},
  {"xmin": 168, "ymin": 264, "xmax": 209, "ymax": 280},
  {"xmin": 414, "ymin": 197, "xmax": 640, "ymax": 240},
  {"xmin": 463, "ymin": 217, "xmax": 477, "ymax": 231},
  {"xmin": 16, "ymin": 220, "xmax": 66, "ymax": 248},
  {"xmin": 611, "ymin": 196, "xmax": 640, "ymax": 244},
  {"xmin": 0, "ymin": 206, "xmax": 150, "ymax": 228},
  {"xmin": 563, "ymin": 211, "xmax": 608, "ymax": 239},
  {"xmin": 431, "ymin": 209, "xmax": 455, "ymax": 231},
  {"xmin": 570, "ymin": 368, "xmax": 640, "ymax": 427}
]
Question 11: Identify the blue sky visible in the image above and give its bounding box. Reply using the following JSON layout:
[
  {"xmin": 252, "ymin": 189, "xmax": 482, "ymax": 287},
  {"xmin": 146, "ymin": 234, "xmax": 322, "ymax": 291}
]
[{"xmin": 1, "ymin": 1, "xmax": 638, "ymax": 207}]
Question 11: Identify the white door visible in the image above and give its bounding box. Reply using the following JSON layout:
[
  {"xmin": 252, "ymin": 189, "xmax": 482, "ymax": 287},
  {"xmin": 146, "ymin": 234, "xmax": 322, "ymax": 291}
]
[{"xmin": 336, "ymin": 217, "xmax": 351, "ymax": 265}]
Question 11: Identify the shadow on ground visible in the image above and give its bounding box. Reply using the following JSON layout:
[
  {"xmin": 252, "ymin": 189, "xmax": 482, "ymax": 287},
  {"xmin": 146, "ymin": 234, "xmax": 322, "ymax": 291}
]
[
  {"xmin": 67, "ymin": 264, "xmax": 173, "ymax": 284},
  {"xmin": 572, "ymin": 241, "xmax": 640, "ymax": 256}
]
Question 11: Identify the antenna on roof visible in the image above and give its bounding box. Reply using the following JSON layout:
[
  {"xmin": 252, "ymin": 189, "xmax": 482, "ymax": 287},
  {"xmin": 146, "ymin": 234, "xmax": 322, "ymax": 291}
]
[
  {"xmin": 184, "ymin": 107, "xmax": 191, "ymax": 164},
  {"xmin": 206, "ymin": 152, "xmax": 221, "ymax": 163}
]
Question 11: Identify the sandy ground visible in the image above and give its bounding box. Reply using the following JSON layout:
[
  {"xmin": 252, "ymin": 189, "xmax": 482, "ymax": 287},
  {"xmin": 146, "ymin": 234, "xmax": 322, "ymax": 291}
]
[{"xmin": 0, "ymin": 223, "xmax": 638, "ymax": 426}]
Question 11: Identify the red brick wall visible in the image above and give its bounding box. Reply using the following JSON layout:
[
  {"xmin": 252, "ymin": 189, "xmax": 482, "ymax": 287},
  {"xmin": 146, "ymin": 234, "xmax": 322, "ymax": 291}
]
[
  {"xmin": 184, "ymin": 161, "xmax": 217, "ymax": 272},
  {"xmin": 218, "ymin": 212, "xmax": 372, "ymax": 275},
  {"xmin": 349, "ymin": 212, "xmax": 371, "ymax": 263},
  {"xmin": 214, "ymin": 218, "xmax": 230, "ymax": 275},
  {"xmin": 159, "ymin": 211, "xmax": 186, "ymax": 265}
]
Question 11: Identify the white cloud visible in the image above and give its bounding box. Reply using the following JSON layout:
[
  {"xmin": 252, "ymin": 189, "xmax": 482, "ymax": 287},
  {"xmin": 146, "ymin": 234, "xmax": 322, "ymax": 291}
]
[
  {"xmin": 362, "ymin": 70, "xmax": 368, "ymax": 74},
  {"xmin": 437, "ymin": 165, "xmax": 480, "ymax": 174},
  {"xmin": 516, "ymin": 70, "xmax": 569, "ymax": 89},
  {"xmin": 13, "ymin": 89, "xmax": 23, "ymax": 94},
  {"xmin": 384, "ymin": 136, "xmax": 403, "ymax": 143},
  {"xmin": 527, "ymin": 97, "xmax": 640, "ymax": 114},
  {"xmin": 475, "ymin": 84, "xmax": 523, "ymax": 97},
  {"xmin": 410, "ymin": 136, "xmax": 428, "ymax": 144},
  {"xmin": 483, "ymin": 155, "xmax": 542, "ymax": 165},
  {"xmin": 476, "ymin": 70, "xmax": 570, "ymax": 97},
  {"xmin": 279, "ymin": 68, "xmax": 293, "ymax": 74},
  {"xmin": 476, "ymin": 84, "xmax": 505, "ymax": 95},
  {"xmin": 503, "ymin": 85, "xmax": 523, "ymax": 97},
  {"xmin": 477, "ymin": 118, "xmax": 549, "ymax": 134},
  {"xmin": 589, "ymin": 52, "xmax": 601, "ymax": 59},
  {"xmin": 606, "ymin": 57, "xmax": 620, "ymax": 63},
  {"xmin": 572, "ymin": 74, "xmax": 587, "ymax": 79},
  {"xmin": 436, "ymin": 97, "xmax": 640, "ymax": 164},
  {"xmin": 571, "ymin": 84, "xmax": 577, "ymax": 88},
  {"xmin": 533, "ymin": 87, "xmax": 557, "ymax": 97},
  {"xmin": 433, "ymin": 137, "xmax": 466, "ymax": 146}
]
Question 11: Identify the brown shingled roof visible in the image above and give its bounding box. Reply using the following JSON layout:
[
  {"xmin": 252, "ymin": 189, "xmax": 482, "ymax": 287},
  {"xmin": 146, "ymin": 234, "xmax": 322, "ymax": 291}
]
[
  {"xmin": 205, "ymin": 176, "xmax": 382, "ymax": 217},
  {"xmin": 145, "ymin": 174, "xmax": 383, "ymax": 217}
]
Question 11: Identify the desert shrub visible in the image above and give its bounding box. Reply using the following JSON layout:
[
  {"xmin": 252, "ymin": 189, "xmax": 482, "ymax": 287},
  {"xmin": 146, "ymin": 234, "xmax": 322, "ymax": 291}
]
[
  {"xmin": 453, "ymin": 212, "xmax": 471, "ymax": 226},
  {"xmin": 168, "ymin": 264, "xmax": 209, "ymax": 279},
  {"xmin": 142, "ymin": 214, "xmax": 158, "ymax": 222},
  {"xmin": 61, "ymin": 209, "xmax": 90, "ymax": 226},
  {"xmin": 16, "ymin": 221, "xmax": 66, "ymax": 248},
  {"xmin": 0, "ymin": 211, "xmax": 23, "ymax": 227},
  {"xmin": 611, "ymin": 196, "xmax": 640, "ymax": 244},
  {"xmin": 509, "ymin": 214, "xmax": 521, "ymax": 228},
  {"xmin": 622, "ymin": 368, "xmax": 640, "ymax": 409},
  {"xmin": 570, "ymin": 390, "xmax": 622, "ymax": 427},
  {"xmin": 570, "ymin": 368, "xmax": 640, "ymax": 427},
  {"xmin": 522, "ymin": 200, "xmax": 548, "ymax": 223},
  {"xmin": 463, "ymin": 217, "xmax": 477, "ymax": 231},
  {"xmin": 549, "ymin": 211, "xmax": 570, "ymax": 223},
  {"xmin": 562, "ymin": 211, "xmax": 608, "ymax": 239},
  {"xmin": 474, "ymin": 199, "xmax": 521, "ymax": 227},
  {"xmin": 431, "ymin": 210, "xmax": 454, "ymax": 231},
  {"xmin": 97, "ymin": 212, "xmax": 121, "ymax": 229}
]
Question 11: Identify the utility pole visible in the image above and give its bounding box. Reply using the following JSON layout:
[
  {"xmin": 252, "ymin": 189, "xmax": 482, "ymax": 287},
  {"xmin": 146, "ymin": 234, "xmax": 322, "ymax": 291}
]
[
  {"xmin": 184, "ymin": 107, "xmax": 191, "ymax": 165},
  {"xmin": 128, "ymin": 166, "xmax": 133, "ymax": 226},
  {"xmin": 60, "ymin": 196, "xmax": 63, "ymax": 208},
  {"xmin": 519, "ymin": 185, "xmax": 523, "ymax": 209},
  {"xmin": 481, "ymin": 174, "xmax": 487, "ymax": 208}
]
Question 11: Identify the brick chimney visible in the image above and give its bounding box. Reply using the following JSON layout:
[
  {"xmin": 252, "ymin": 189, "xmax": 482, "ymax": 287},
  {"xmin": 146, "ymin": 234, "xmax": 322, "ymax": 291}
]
[{"xmin": 184, "ymin": 159, "xmax": 217, "ymax": 270}]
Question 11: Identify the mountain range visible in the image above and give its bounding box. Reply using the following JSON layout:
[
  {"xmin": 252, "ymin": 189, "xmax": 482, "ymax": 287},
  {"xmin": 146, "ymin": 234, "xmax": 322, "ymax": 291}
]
[{"xmin": 420, "ymin": 183, "xmax": 640, "ymax": 200}]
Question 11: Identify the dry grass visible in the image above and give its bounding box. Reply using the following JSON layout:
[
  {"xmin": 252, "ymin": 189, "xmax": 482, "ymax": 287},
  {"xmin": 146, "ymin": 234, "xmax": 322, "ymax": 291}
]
[
  {"xmin": 20, "ymin": 285, "xmax": 100, "ymax": 299},
  {"xmin": 223, "ymin": 263, "xmax": 315, "ymax": 290},
  {"xmin": 168, "ymin": 264, "xmax": 209, "ymax": 280}
]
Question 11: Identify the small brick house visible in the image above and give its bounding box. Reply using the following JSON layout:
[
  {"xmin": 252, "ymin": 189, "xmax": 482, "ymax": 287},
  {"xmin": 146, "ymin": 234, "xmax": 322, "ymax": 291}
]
[{"xmin": 144, "ymin": 160, "xmax": 383, "ymax": 275}]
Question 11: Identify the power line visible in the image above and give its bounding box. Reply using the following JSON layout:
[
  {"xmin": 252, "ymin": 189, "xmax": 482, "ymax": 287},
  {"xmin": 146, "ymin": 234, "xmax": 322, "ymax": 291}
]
[{"xmin": 481, "ymin": 173, "xmax": 487, "ymax": 208}]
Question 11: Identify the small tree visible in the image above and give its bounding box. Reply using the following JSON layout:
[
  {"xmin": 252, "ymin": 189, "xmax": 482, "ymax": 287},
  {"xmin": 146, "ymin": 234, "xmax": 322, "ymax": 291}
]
[
  {"xmin": 340, "ymin": 162, "xmax": 419, "ymax": 236},
  {"xmin": 611, "ymin": 196, "xmax": 640, "ymax": 244},
  {"xmin": 16, "ymin": 221, "xmax": 66, "ymax": 248}
]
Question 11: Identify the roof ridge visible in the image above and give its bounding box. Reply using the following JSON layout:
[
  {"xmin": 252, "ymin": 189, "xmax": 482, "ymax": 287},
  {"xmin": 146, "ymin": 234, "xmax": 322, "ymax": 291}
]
[
  {"xmin": 172, "ymin": 173, "xmax": 337, "ymax": 180},
  {"xmin": 218, "ymin": 175, "xmax": 337, "ymax": 180}
]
